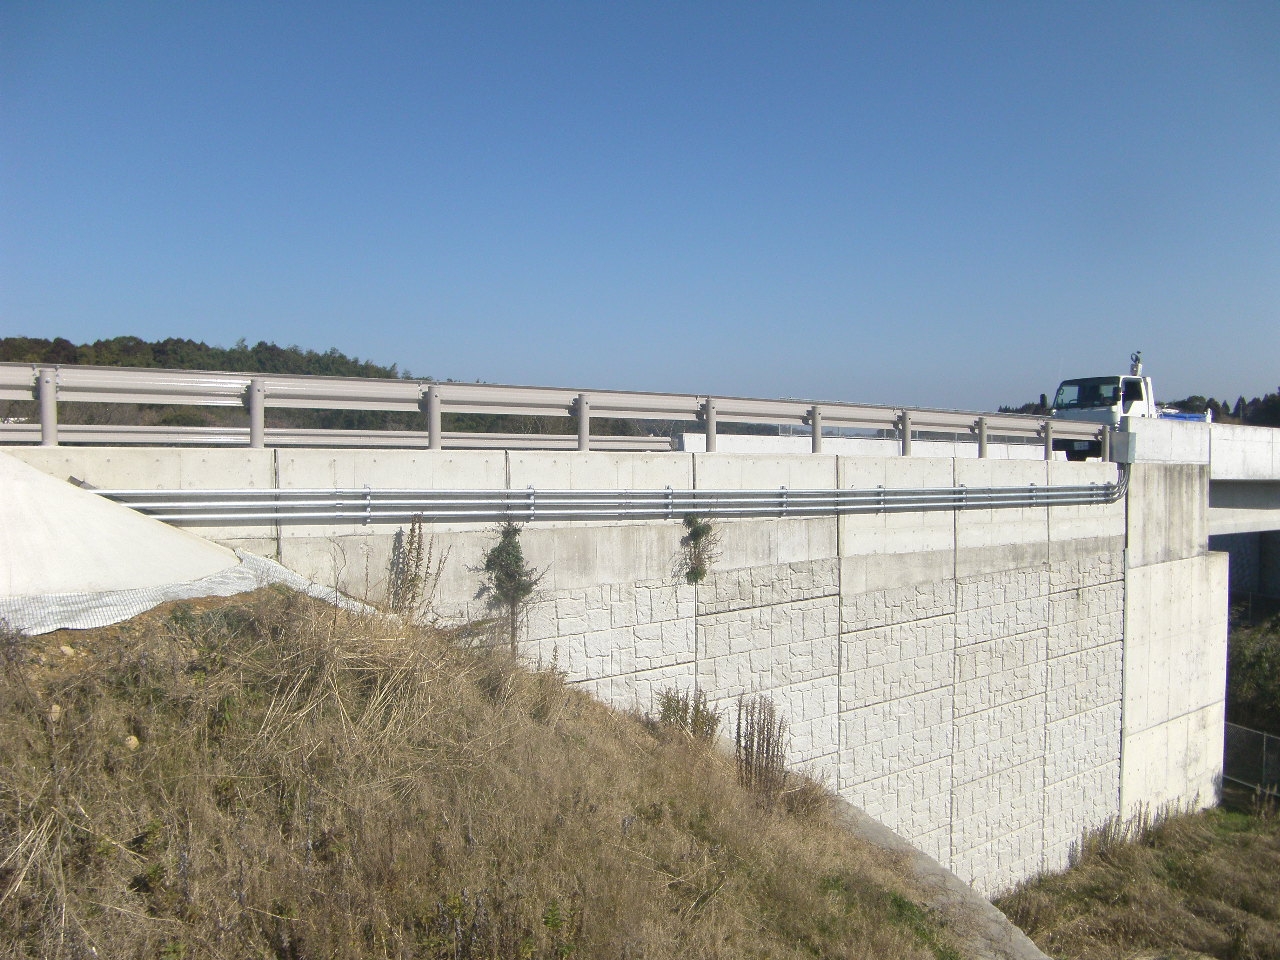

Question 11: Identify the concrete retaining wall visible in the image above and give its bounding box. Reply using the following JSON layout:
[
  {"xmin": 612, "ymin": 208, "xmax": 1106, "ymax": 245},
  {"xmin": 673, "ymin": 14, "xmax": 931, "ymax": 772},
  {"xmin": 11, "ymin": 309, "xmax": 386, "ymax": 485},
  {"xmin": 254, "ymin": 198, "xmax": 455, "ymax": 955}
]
[
  {"xmin": 5, "ymin": 446, "xmax": 1226, "ymax": 896},
  {"xmin": 1121, "ymin": 463, "xmax": 1227, "ymax": 822}
]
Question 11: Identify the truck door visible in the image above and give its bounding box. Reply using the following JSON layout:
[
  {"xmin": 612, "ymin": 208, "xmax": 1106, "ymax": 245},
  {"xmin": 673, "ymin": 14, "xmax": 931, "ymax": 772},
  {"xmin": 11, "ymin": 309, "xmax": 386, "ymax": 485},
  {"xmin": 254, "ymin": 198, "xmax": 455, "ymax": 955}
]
[{"xmin": 1121, "ymin": 377, "xmax": 1145, "ymax": 415}]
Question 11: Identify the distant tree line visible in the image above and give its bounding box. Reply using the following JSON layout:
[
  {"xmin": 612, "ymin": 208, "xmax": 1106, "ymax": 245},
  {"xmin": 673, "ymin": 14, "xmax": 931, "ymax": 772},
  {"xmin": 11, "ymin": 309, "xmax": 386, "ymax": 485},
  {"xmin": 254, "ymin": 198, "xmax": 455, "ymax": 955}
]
[
  {"xmin": 0, "ymin": 335, "xmax": 672, "ymax": 438},
  {"xmin": 1161, "ymin": 393, "xmax": 1280, "ymax": 428},
  {"xmin": 0, "ymin": 335, "xmax": 408, "ymax": 379}
]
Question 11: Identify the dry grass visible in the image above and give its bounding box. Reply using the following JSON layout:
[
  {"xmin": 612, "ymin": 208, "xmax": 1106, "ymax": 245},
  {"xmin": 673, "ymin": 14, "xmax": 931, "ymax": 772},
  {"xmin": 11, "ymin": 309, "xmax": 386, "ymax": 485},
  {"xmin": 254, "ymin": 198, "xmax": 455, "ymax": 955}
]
[
  {"xmin": 1, "ymin": 588, "xmax": 959, "ymax": 959},
  {"xmin": 995, "ymin": 802, "xmax": 1280, "ymax": 960}
]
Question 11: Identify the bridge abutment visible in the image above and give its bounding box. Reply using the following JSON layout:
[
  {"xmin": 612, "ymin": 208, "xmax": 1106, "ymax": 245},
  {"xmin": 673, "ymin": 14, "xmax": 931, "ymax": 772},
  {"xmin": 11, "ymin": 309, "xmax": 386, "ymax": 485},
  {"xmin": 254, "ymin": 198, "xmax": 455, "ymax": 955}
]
[{"xmin": 4, "ymin": 446, "xmax": 1227, "ymax": 896}]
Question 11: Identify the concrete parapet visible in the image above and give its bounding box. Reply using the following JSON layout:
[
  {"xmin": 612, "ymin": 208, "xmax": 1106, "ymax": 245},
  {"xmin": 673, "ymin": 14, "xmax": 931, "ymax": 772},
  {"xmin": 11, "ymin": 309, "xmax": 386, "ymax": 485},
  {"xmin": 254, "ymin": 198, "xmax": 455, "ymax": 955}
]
[
  {"xmin": 1115, "ymin": 418, "xmax": 1211, "ymax": 465},
  {"xmin": 1209, "ymin": 423, "xmax": 1280, "ymax": 481}
]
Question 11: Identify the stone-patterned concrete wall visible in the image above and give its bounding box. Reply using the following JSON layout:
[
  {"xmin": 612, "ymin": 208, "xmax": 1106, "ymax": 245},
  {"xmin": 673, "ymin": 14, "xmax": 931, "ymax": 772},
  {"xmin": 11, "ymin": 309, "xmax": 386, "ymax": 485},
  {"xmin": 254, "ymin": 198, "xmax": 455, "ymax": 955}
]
[
  {"xmin": 836, "ymin": 551, "xmax": 1125, "ymax": 894},
  {"xmin": 4, "ymin": 447, "xmax": 1227, "ymax": 897}
]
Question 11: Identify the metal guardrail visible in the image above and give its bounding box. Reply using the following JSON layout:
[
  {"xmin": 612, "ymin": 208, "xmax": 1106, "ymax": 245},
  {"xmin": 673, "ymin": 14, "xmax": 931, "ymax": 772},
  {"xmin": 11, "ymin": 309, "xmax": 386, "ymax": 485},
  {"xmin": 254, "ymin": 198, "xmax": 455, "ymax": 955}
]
[
  {"xmin": 0, "ymin": 361, "xmax": 1107, "ymax": 456},
  {"xmin": 1224, "ymin": 722, "xmax": 1280, "ymax": 791},
  {"xmin": 96, "ymin": 471, "xmax": 1126, "ymax": 525},
  {"xmin": 0, "ymin": 422, "xmax": 675, "ymax": 452}
]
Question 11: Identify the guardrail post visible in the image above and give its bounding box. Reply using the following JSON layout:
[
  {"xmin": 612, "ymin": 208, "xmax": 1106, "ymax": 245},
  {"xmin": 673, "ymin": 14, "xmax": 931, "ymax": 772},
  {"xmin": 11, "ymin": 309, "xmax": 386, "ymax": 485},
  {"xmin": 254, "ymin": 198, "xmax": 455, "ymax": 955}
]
[
  {"xmin": 575, "ymin": 393, "xmax": 591, "ymax": 451},
  {"xmin": 703, "ymin": 397, "xmax": 717, "ymax": 452},
  {"xmin": 247, "ymin": 378, "xmax": 266, "ymax": 449},
  {"xmin": 1100, "ymin": 427, "xmax": 1111, "ymax": 463},
  {"xmin": 898, "ymin": 410, "xmax": 912, "ymax": 456},
  {"xmin": 809, "ymin": 405, "xmax": 823, "ymax": 454},
  {"xmin": 38, "ymin": 367, "xmax": 58, "ymax": 447},
  {"xmin": 1041, "ymin": 420, "xmax": 1053, "ymax": 461},
  {"xmin": 976, "ymin": 417, "xmax": 988, "ymax": 459},
  {"xmin": 425, "ymin": 383, "xmax": 441, "ymax": 450}
]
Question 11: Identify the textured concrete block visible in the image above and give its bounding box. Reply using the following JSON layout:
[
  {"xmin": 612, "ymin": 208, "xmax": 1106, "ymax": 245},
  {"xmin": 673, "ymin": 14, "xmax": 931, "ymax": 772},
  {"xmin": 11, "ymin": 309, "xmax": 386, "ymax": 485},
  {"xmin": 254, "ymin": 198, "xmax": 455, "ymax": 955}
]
[
  {"xmin": 952, "ymin": 696, "xmax": 1047, "ymax": 786},
  {"xmin": 841, "ymin": 616, "xmax": 955, "ymax": 705},
  {"xmin": 842, "ymin": 756, "xmax": 953, "ymax": 842},
  {"xmin": 953, "ymin": 631, "xmax": 1048, "ymax": 717},
  {"xmin": 1044, "ymin": 702, "xmax": 1122, "ymax": 785},
  {"xmin": 842, "ymin": 577, "xmax": 956, "ymax": 630},
  {"xmin": 1046, "ymin": 643, "xmax": 1123, "ymax": 722},
  {"xmin": 839, "ymin": 691, "xmax": 954, "ymax": 784}
]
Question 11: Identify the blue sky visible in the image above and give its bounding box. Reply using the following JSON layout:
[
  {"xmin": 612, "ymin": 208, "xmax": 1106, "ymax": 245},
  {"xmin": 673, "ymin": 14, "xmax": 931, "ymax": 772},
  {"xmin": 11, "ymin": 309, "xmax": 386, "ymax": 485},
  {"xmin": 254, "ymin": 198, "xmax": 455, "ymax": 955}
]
[{"xmin": 2, "ymin": 2, "xmax": 1277, "ymax": 410}]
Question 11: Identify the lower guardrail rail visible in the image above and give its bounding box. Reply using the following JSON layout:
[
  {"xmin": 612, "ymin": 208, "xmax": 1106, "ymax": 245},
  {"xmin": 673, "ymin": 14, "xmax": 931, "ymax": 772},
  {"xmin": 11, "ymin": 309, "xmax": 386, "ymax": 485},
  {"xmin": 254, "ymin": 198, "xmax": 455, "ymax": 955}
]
[{"xmin": 95, "ymin": 470, "xmax": 1127, "ymax": 525}]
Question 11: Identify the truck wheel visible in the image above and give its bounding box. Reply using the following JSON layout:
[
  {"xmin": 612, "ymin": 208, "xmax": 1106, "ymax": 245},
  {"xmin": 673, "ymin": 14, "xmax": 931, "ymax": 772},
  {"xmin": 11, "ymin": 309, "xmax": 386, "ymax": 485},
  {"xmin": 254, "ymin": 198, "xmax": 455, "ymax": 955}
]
[{"xmin": 1065, "ymin": 450, "xmax": 1089, "ymax": 462}]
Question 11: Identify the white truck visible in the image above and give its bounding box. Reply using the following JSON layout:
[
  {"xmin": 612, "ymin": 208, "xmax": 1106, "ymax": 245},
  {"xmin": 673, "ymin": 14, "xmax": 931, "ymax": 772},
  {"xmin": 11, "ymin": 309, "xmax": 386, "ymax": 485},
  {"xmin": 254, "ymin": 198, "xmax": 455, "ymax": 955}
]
[{"xmin": 1049, "ymin": 352, "xmax": 1205, "ymax": 460}]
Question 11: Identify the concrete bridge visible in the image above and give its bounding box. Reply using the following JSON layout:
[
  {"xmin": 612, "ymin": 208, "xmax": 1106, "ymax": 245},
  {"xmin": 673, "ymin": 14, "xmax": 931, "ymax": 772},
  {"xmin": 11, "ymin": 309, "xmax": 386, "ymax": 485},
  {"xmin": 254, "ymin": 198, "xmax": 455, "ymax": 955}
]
[{"xmin": 3, "ymin": 363, "xmax": 1278, "ymax": 895}]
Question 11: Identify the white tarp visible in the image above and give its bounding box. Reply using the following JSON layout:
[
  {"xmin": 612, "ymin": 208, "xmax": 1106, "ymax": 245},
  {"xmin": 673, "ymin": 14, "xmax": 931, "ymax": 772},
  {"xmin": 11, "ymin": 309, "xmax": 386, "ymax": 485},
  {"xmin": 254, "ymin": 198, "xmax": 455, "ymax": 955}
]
[
  {"xmin": 0, "ymin": 549, "xmax": 373, "ymax": 635},
  {"xmin": 0, "ymin": 452, "xmax": 372, "ymax": 634}
]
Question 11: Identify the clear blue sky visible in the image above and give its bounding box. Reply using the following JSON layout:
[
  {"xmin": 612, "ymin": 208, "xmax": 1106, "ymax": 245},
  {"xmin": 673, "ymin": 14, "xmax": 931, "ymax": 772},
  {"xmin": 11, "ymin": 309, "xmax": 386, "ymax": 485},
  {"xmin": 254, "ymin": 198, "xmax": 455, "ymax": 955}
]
[{"xmin": 3, "ymin": 1, "xmax": 1277, "ymax": 410}]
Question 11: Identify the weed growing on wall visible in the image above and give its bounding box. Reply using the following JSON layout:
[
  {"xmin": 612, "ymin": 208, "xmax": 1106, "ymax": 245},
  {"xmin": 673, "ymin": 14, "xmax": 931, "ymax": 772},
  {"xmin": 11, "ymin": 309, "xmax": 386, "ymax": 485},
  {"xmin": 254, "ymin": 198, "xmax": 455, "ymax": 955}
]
[
  {"xmin": 386, "ymin": 514, "xmax": 448, "ymax": 622},
  {"xmin": 735, "ymin": 693, "xmax": 788, "ymax": 799},
  {"xmin": 481, "ymin": 522, "xmax": 543, "ymax": 654},
  {"xmin": 677, "ymin": 514, "xmax": 720, "ymax": 585},
  {"xmin": 732, "ymin": 694, "xmax": 828, "ymax": 817},
  {"xmin": 654, "ymin": 686, "xmax": 721, "ymax": 744}
]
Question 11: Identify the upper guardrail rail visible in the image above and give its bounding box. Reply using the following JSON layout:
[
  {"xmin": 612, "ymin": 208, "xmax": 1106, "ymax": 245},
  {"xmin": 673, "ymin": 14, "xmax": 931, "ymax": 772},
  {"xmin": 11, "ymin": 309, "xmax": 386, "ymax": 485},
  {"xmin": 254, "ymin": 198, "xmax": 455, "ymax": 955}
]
[{"xmin": 0, "ymin": 361, "xmax": 1105, "ymax": 455}]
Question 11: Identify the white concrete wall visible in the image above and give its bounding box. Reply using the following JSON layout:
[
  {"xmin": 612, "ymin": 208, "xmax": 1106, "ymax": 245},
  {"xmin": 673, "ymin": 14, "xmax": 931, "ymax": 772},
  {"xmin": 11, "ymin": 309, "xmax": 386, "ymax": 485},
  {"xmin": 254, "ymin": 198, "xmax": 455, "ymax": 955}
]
[
  {"xmin": 1121, "ymin": 463, "xmax": 1228, "ymax": 817},
  {"xmin": 679, "ymin": 432, "xmax": 1055, "ymax": 459},
  {"xmin": 1209, "ymin": 423, "xmax": 1280, "ymax": 481},
  {"xmin": 2, "ymin": 445, "xmax": 1227, "ymax": 896},
  {"xmin": 1115, "ymin": 419, "xmax": 1211, "ymax": 465}
]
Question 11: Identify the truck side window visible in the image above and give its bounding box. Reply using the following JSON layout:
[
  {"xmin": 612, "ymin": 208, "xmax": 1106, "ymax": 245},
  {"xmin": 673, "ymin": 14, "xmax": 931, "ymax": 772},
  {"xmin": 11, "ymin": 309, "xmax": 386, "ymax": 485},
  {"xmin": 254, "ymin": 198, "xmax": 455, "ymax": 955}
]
[{"xmin": 1122, "ymin": 378, "xmax": 1144, "ymax": 412}]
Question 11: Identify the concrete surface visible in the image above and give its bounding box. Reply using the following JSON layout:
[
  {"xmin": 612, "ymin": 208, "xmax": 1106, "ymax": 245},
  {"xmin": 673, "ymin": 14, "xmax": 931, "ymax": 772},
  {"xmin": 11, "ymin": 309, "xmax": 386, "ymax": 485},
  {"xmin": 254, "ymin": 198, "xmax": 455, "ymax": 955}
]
[
  {"xmin": 680, "ymin": 432, "xmax": 1055, "ymax": 459},
  {"xmin": 1114, "ymin": 418, "xmax": 1211, "ymax": 465},
  {"xmin": 1209, "ymin": 423, "xmax": 1280, "ymax": 481}
]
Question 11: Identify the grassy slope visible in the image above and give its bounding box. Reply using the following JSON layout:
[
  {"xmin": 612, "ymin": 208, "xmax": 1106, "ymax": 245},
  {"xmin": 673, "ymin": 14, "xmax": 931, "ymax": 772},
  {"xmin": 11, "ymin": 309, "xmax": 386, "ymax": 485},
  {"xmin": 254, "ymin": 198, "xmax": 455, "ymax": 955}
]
[
  {"xmin": 995, "ymin": 608, "xmax": 1280, "ymax": 960},
  {"xmin": 995, "ymin": 805, "xmax": 1280, "ymax": 960},
  {"xmin": 1, "ymin": 589, "xmax": 960, "ymax": 960}
]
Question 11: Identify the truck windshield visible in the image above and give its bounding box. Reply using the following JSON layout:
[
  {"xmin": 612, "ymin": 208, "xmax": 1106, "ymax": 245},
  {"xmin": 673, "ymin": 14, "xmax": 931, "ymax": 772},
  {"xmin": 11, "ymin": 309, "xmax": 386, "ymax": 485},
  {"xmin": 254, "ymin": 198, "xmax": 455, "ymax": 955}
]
[{"xmin": 1053, "ymin": 377, "xmax": 1121, "ymax": 410}]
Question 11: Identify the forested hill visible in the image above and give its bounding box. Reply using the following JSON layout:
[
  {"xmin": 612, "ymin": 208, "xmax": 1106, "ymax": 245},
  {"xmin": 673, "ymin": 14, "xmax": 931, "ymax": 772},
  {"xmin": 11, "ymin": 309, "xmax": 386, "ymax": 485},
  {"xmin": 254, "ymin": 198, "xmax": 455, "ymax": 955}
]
[{"xmin": 0, "ymin": 336, "xmax": 410, "ymax": 380}]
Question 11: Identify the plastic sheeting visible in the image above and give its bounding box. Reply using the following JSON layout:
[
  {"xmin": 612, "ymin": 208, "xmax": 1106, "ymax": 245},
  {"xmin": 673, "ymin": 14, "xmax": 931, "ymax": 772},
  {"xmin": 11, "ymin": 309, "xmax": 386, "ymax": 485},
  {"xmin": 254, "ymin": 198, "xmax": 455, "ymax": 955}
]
[{"xmin": 0, "ymin": 550, "xmax": 376, "ymax": 636}]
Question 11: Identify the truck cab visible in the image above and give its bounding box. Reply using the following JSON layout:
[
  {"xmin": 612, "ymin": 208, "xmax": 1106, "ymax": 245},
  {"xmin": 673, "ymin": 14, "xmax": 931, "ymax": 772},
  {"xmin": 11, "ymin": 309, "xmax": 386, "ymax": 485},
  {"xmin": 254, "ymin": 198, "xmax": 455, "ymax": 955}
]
[
  {"xmin": 1050, "ymin": 353, "xmax": 1156, "ymax": 459},
  {"xmin": 1051, "ymin": 373, "xmax": 1155, "ymax": 427}
]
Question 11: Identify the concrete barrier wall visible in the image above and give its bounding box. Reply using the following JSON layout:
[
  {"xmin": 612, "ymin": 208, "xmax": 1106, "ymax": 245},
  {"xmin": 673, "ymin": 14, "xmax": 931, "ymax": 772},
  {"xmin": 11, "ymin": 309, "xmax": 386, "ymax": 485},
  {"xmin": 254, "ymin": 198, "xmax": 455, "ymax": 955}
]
[
  {"xmin": 1210, "ymin": 423, "xmax": 1280, "ymax": 481},
  {"xmin": 4, "ymin": 446, "xmax": 1225, "ymax": 896},
  {"xmin": 679, "ymin": 433, "xmax": 1054, "ymax": 459},
  {"xmin": 1121, "ymin": 464, "xmax": 1227, "ymax": 818}
]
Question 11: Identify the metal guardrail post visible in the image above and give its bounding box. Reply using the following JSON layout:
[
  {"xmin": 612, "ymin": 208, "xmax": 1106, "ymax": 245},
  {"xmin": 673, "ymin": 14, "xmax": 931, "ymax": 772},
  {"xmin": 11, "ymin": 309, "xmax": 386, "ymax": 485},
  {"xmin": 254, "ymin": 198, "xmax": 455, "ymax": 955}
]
[
  {"xmin": 703, "ymin": 397, "xmax": 717, "ymax": 453},
  {"xmin": 575, "ymin": 393, "xmax": 591, "ymax": 451},
  {"xmin": 1041, "ymin": 420, "xmax": 1053, "ymax": 461},
  {"xmin": 38, "ymin": 368, "xmax": 58, "ymax": 447},
  {"xmin": 976, "ymin": 417, "xmax": 988, "ymax": 459},
  {"xmin": 247, "ymin": 378, "xmax": 266, "ymax": 449},
  {"xmin": 898, "ymin": 410, "xmax": 912, "ymax": 456},
  {"xmin": 1100, "ymin": 427, "xmax": 1111, "ymax": 463},
  {"xmin": 425, "ymin": 383, "xmax": 441, "ymax": 450},
  {"xmin": 810, "ymin": 405, "xmax": 823, "ymax": 454}
]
